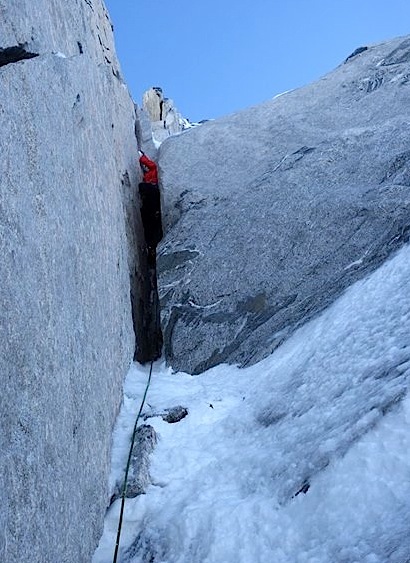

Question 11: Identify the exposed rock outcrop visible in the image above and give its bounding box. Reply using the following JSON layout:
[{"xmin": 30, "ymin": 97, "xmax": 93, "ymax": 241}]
[
  {"xmin": 158, "ymin": 36, "xmax": 410, "ymax": 374},
  {"xmin": 143, "ymin": 405, "xmax": 189, "ymax": 424},
  {"xmin": 135, "ymin": 103, "xmax": 159, "ymax": 159},
  {"xmin": 0, "ymin": 1, "xmax": 148, "ymax": 561},
  {"xmin": 110, "ymin": 424, "xmax": 157, "ymax": 502},
  {"xmin": 140, "ymin": 86, "xmax": 192, "ymax": 145},
  {"xmin": 143, "ymin": 86, "xmax": 165, "ymax": 122}
]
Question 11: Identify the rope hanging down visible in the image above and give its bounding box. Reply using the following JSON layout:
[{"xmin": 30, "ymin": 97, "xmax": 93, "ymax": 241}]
[{"xmin": 113, "ymin": 361, "xmax": 154, "ymax": 563}]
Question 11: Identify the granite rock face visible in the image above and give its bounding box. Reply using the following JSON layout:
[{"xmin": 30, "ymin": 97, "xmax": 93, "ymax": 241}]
[
  {"xmin": 158, "ymin": 36, "xmax": 410, "ymax": 374},
  {"xmin": 141, "ymin": 86, "xmax": 192, "ymax": 145},
  {"xmin": 0, "ymin": 1, "xmax": 144, "ymax": 561},
  {"xmin": 143, "ymin": 87, "xmax": 165, "ymax": 122},
  {"xmin": 135, "ymin": 103, "xmax": 160, "ymax": 160}
]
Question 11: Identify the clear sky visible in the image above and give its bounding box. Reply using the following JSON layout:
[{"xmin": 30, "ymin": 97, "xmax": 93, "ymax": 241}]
[{"xmin": 104, "ymin": 0, "xmax": 410, "ymax": 122}]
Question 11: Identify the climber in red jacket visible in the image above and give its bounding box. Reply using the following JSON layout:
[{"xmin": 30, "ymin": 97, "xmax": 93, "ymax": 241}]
[
  {"xmin": 138, "ymin": 150, "xmax": 163, "ymax": 266},
  {"xmin": 139, "ymin": 151, "xmax": 158, "ymax": 184}
]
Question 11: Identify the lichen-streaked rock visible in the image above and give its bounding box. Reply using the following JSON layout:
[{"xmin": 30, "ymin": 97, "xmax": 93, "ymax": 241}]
[
  {"xmin": 0, "ymin": 1, "xmax": 143, "ymax": 561},
  {"xmin": 158, "ymin": 36, "xmax": 410, "ymax": 375}
]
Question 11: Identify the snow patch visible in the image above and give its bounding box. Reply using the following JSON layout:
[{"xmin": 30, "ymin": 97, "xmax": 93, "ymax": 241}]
[{"xmin": 94, "ymin": 244, "xmax": 410, "ymax": 563}]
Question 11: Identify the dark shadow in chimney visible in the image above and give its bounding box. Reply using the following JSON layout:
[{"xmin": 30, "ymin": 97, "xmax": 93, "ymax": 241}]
[{"xmin": 134, "ymin": 182, "xmax": 164, "ymax": 363}]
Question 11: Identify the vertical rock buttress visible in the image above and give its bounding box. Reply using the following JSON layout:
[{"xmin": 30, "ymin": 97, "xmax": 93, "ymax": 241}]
[{"xmin": 0, "ymin": 1, "xmax": 160, "ymax": 562}]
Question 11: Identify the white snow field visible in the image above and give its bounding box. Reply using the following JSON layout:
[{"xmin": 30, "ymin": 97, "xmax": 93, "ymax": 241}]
[{"xmin": 94, "ymin": 243, "xmax": 410, "ymax": 563}]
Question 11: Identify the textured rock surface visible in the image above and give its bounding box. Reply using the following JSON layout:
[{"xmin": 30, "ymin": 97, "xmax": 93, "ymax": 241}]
[
  {"xmin": 158, "ymin": 36, "xmax": 410, "ymax": 374},
  {"xmin": 135, "ymin": 104, "xmax": 159, "ymax": 159},
  {"xmin": 143, "ymin": 87, "xmax": 165, "ymax": 122},
  {"xmin": 110, "ymin": 425, "xmax": 157, "ymax": 502},
  {"xmin": 161, "ymin": 405, "xmax": 189, "ymax": 423},
  {"xmin": 143, "ymin": 405, "xmax": 189, "ymax": 423},
  {"xmin": 142, "ymin": 86, "xmax": 190, "ymax": 144},
  {"xmin": 0, "ymin": 1, "xmax": 144, "ymax": 562}
]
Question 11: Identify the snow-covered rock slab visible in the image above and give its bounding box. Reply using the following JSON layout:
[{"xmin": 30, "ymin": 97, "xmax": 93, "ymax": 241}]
[{"xmin": 158, "ymin": 35, "xmax": 410, "ymax": 374}]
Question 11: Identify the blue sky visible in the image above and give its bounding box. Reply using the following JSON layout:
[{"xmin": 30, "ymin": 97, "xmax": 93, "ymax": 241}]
[{"xmin": 104, "ymin": 0, "xmax": 410, "ymax": 122}]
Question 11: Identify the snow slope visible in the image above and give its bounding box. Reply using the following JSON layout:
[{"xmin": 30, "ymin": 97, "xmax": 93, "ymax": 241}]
[{"xmin": 95, "ymin": 243, "xmax": 410, "ymax": 563}]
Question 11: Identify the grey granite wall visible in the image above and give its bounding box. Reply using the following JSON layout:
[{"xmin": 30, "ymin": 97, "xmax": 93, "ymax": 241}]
[
  {"xmin": 158, "ymin": 36, "xmax": 410, "ymax": 374},
  {"xmin": 0, "ymin": 1, "xmax": 142, "ymax": 561}
]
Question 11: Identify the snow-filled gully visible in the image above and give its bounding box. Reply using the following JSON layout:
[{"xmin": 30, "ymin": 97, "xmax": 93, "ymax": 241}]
[{"xmin": 94, "ymin": 243, "xmax": 410, "ymax": 563}]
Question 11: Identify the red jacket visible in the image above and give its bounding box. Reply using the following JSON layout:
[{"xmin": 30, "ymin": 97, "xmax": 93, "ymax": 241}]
[{"xmin": 139, "ymin": 154, "xmax": 158, "ymax": 184}]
